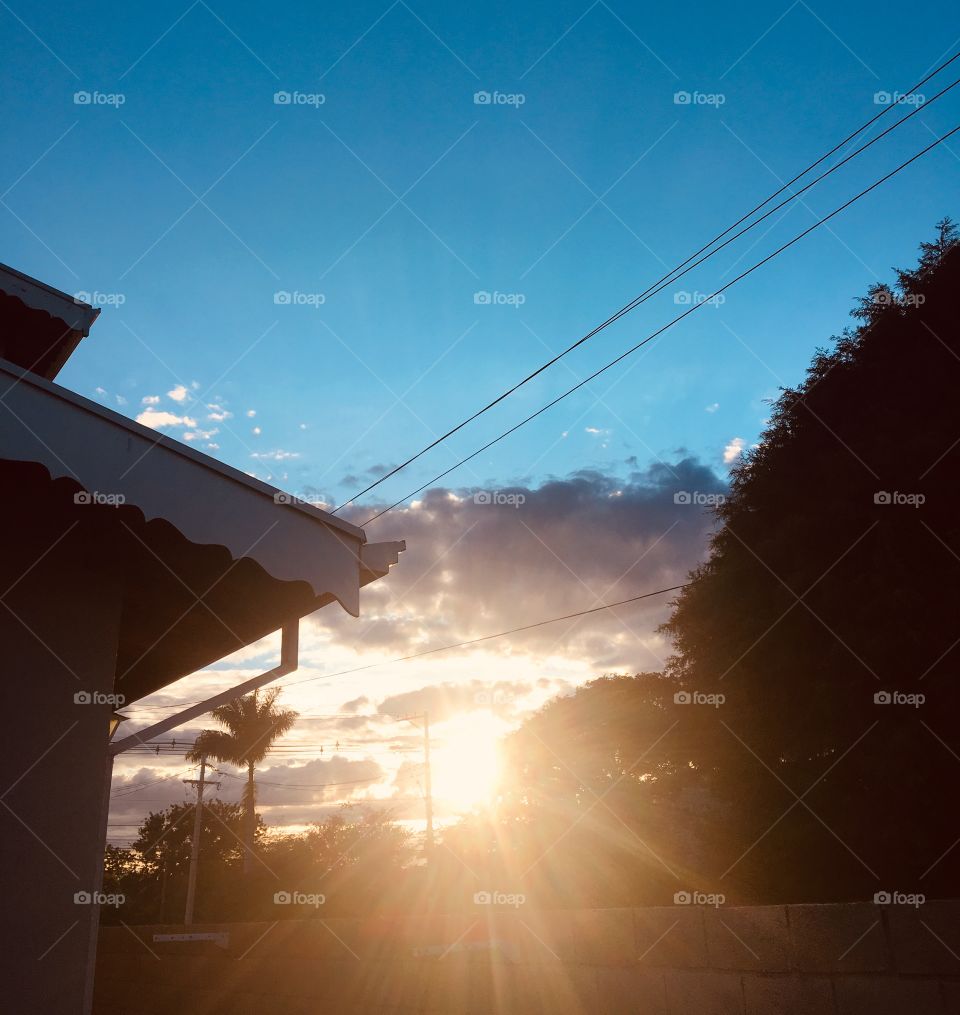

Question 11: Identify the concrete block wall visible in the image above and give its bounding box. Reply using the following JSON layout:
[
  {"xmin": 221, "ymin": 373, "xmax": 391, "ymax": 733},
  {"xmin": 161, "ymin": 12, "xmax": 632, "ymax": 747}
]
[{"xmin": 93, "ymin": 900, "xmax": 960, "ymax": 1014}]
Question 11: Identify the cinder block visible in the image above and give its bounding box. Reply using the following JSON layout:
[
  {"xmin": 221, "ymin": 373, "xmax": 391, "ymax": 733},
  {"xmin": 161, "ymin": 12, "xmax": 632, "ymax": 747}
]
[
  {"xmin": 634, "ymin": 905, "xmax": 708, "ymax": 968},
  {"xmin": 422, "ymin": 960, "xmax": 499, "ymax": 1013},
  {"xmin": 887, "ymin": 901, "xmax": 960, "ymax": 976},
  {"xmin": 400, "ymin": 912, "xmax": 476, "ymax": 958},
  {"xmin": 572, "ymin": 908, "xmax": 635, "ymax": 966},
  {"xmin": 663, "ymin": 969, "xmax": 745, "ymax": 1014},
  {"xmin": 704, "ymin": 906, "xmax": 791, "ymax": 972},
  {"xmin": 241, "ymin": 955, "xmax": 329, "ymax": 999},
  {"xmin": 597, "ymin": 966, "xmax": 667, "ymax": 1014},
  {"xmin": 490, "ymin": 910, "xmax": 577, "ymax": 964},
  {"xmin": 833, "ymin": 975, "xmax": 944, "ymax": 1014},
  {"xmin": 504, "ymin": 962, "xmax": 599, "ymax": 1014},
  {"xmin": 742, "ymin": 973, "xmax": 835, "ymax": 1014},
  {"xmin": 788, "ymin": 904, "xmax": 887, "ymax": 973}
]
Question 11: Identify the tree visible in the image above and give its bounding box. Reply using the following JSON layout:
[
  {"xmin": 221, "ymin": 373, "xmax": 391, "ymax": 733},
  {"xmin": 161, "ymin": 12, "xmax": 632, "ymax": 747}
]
[
  {"xmin": 467, "ymin": 221, "xmax": 960, "ymax": 906},
  {"xmin": 187, "ymin": 688, "xmax": 298, "ymax": 875},
  {"xmin": 660, "ymin": 220, "xmax": 960, "ymax": 900},
  {"xmin": 101, "ymin": 801, "xmax": 251, "ymax": 924},
  {"xmin": 436, "ymin": 674, "xmax": 721, "ymax": 908}
]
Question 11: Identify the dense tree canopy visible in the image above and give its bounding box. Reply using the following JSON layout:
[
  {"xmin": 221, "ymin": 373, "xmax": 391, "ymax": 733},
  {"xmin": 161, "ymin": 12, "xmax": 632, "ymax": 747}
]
[
  {"xmin": 449, "ymin": 220, "xmax": 960, "ymax": 906},
  {"xmin": 660, "ymin": 219, "xmax": 960, "ymax": 900}
]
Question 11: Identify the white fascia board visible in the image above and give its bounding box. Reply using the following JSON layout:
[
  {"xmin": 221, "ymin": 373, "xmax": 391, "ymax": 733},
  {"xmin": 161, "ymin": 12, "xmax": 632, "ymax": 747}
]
[{"xmin": 0, "ymin": 359, "xmax": 403, "ymax": 616}]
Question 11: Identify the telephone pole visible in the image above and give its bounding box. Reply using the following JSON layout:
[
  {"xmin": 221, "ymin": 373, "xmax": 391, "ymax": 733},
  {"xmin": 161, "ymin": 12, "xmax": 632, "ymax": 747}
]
[
  {"xmin": 395, "ymin": 712, "xmax": 434, "ymax": 864},
  {"xmin": 423, "ymin": 711, "xmax": 434, "ymax": 859},
  {"xmin": 183, "ymin": 756, "xmax": 218, "ymax": 926}
]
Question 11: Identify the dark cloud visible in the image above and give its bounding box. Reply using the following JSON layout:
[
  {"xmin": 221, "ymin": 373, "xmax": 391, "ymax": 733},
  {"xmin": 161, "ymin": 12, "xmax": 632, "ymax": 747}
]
[
  {"xmin": 340, "ymin": 695, "xmax": 369, "ymax": 713},
  {"xmin": 312, "ymin": 458, "xmax": 726, "ymax": 671},
  {"xmin": 377, "ymin": 679, "xmax": 535, "ymax": 724}
]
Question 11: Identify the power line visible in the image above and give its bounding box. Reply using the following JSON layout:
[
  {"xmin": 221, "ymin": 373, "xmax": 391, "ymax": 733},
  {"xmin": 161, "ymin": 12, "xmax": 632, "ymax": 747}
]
[
  {"xmin": 117, "ymin": 580, "xmax": 688, "ymax": 718},
  {"xmin": 283, "ymin": 581, "xmax": 691, "ymax": 689},
  {"xmin": 111, "ymin": 767, "xmax": 195, "ymax": 797},
  {"xmin": 359, "ymin": 123, "xmax": 960, "ymax": 525},
  {"xmin": 211, "ymin": 769, "xmax": 382, "ymax": 790},
  {"xmin": 333, "ymin": 51, "xmax": 960, "ymax": 515}
]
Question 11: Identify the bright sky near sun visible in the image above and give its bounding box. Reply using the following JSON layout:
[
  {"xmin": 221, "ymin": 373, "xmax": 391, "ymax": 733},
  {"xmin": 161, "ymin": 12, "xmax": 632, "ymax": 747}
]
[{"xmin": 4, "ymin": 0, "xmax": 958, "ymax": 838}]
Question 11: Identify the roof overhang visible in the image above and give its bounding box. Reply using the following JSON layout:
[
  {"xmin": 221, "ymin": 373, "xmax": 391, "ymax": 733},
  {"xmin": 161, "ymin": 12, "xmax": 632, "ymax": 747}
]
[
  {"xmin": 0, "ymin": 358, "xmax": 403, "ymax": 701},
  {"xmin": 0, "ymin": 357, "xmax": 402, "ymax": 615},
  {"xmin": 0, "ymin": 262, "xmax": 100, "ymax": 379}
]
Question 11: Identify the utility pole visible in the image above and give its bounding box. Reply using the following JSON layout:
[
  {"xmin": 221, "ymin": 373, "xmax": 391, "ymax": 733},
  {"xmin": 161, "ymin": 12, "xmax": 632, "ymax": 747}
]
[
  {"xmin": 396, "ymin": 712, "xmax": 434, "ymax": 865},
  {"xmin": 423, "ymin": 711, "xmax": 434, "ymax": 860},
  {"xmin": 183, "ymin": 756, "xmax": 217, "ymax": 926}
]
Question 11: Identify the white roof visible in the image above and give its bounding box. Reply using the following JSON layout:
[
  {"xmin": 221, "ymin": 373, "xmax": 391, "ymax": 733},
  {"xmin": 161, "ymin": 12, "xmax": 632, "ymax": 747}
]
[
  {"xmin": 0, "ymin": 261, "xmax": 100, "ymax": 335},
  {"xmin": 0, "ymin": 357, "xmax": 402, "ymax": 616}
]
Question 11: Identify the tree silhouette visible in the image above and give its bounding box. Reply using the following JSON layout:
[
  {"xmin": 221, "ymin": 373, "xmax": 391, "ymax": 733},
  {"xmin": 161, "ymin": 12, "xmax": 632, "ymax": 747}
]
[
  {"xmin": 660, "ymin": 218, "xmax": 960, "ymax": 899},
  {"xmin": 187, "ymin": 688, "xmax": 298, "ymax": 875}
]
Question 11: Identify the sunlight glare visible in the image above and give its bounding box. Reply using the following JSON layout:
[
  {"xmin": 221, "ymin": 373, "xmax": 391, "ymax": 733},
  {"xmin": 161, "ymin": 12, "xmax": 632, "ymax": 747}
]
[{"xmin": 430, "ymin": 712, "xmax": 508, "ymax": 810}]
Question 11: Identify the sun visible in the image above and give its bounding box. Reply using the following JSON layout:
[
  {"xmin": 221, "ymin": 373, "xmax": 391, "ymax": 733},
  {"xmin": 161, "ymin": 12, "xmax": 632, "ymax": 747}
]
[{"xmin": 430, "ymin": 712, "xmax": 509, "ymax": 811}]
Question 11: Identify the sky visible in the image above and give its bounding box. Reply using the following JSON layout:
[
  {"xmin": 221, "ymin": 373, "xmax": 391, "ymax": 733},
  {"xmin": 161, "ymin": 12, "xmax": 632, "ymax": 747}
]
[{"xmin": 3, "ymin": 0, "xmax": 958, "ymax": 840}]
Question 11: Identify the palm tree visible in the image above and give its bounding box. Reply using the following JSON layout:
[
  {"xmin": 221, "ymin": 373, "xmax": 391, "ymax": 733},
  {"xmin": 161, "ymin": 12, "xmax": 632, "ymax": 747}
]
[{"xmin": 187, "ymin": 688, "xmax": 298, "ymax": 875}]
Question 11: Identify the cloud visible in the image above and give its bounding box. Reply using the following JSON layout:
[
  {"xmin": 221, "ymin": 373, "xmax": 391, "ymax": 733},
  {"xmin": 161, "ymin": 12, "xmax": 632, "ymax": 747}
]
[
  {"xmin": 251, "ymin": 449, "xmax": 300, "ymax": 461},
  {"xmin": 245, "ymin": 755, "xmax": 384, "ymax": 807},
  {"xmin": 377, "ymin": 680, "xmax": 536, "ymax": 724},
  {"xmin": 207, "ymin": 409, "xmax": 232, "ymax": 422},
  {"xmin": 183, "ymin": 427, "xmax": 219, "ymax": 442},
  {"xmin": 108, "ymin": 753, "xmax": 387, "ymax": 834},
  {"xmin": 252, "ymin": 426, "xmax": 262, "ymax": 436},
  {"xmin": 705, "ymin": 403, "xmax": 720, "ymax": 413},
  {"xmin": 723, "ymin": 437, "xmax": 746, "ymax": 463},
  {"xmin": 341, "ymin": 695, "xmax": 369, "ymax": 713},
  {"xmin": 167, "ymin": 385, "xmax": 189, "ymax": 403},
  {"xmin": 136, "ymin": 409, "xmax": 198, "ymax": 430},
  {"xmin": 246, "ymin": 409, "xmax": 256, "ymax": 418},
  {"xmin": 310, "ymin": 458, "xmax": 726, "ymax": 671},
  {"xmin": 142, "ymin": 395, "xmax": 161, "ymax": 406}
]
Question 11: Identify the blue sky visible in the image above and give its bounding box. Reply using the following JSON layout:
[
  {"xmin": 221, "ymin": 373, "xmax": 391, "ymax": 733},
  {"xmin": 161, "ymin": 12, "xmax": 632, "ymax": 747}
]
[
  {"xmin": 4, "ymin": 0, "xmax": 959, "ymax": 517},
  {"xmin": 12, "ymin": 1, "xmax": 957, "ymax": 834}
]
